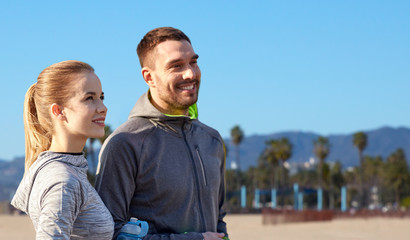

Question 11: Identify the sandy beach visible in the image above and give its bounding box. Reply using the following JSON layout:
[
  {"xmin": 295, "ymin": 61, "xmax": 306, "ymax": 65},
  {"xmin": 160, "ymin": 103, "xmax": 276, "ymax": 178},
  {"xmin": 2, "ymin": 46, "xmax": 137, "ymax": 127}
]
[{"xmin": 1, "ymin": 214, "xmax": 410, "ymax": 240}]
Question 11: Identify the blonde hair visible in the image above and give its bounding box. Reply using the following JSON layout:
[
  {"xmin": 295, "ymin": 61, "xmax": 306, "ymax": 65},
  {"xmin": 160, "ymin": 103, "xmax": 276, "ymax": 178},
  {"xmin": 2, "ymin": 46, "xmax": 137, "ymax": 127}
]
[{"xmin": 23, "ymin": 60, "xmax": 94, "ymax": 171}]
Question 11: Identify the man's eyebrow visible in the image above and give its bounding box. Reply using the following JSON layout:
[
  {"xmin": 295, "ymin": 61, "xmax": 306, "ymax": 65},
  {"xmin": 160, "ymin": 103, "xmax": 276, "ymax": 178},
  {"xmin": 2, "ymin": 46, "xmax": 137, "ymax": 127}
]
[
  {"xmin": 166, "ymin": 54, "xmax": 200, "ymax": 67},
  {"xmin": 166, "ymin": 59, "xmax": 182, "ymax": 67}
]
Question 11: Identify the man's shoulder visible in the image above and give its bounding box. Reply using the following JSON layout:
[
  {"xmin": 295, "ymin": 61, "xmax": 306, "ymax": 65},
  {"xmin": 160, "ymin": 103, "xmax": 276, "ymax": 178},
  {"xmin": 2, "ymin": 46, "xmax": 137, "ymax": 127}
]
[
  {"xmin": 194, "ymin": 120, "xmax": 224, "ymax": 142},
  {"xmin": 114, "ymin": 117, "xmax": 154, "ymax": 135},
  {"xmin": 104, "ymin": 117, "xmax": 155, "ymax": 146}
]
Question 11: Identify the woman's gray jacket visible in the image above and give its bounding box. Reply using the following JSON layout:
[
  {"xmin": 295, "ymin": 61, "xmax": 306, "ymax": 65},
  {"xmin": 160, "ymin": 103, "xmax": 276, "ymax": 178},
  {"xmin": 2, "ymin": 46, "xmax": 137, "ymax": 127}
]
[{"xmin": 12, "ymin": 151, "xmax": 114, "ymax": 239}]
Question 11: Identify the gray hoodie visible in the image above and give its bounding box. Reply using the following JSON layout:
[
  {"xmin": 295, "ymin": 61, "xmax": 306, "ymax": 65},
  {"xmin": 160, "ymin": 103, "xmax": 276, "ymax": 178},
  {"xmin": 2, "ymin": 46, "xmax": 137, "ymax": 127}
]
[
  {"xmin": 12, "ymin": 151, "xmax": 114, "ymax": 239},
  {"xmin": 95, "ymin": 92, "xmax": 228, "ymax": 240}
]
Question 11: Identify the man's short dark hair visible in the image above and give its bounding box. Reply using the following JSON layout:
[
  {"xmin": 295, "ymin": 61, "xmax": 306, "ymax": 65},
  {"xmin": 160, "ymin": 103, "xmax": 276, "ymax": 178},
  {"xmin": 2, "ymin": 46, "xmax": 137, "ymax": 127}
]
[{"xmin": 137, "ymin": 27, "xmax": 191, "ymax": 68}]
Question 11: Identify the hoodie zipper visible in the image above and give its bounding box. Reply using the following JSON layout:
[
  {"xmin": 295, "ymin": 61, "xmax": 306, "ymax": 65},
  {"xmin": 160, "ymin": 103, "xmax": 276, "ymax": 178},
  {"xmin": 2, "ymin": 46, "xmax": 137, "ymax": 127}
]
[
  {"xmin": 181, "ymin": 121, "xmax": 207, "ymax": 231},
  {"xmin": 195, "ymin": 146, "xmax": 208, "ymax": 186}
]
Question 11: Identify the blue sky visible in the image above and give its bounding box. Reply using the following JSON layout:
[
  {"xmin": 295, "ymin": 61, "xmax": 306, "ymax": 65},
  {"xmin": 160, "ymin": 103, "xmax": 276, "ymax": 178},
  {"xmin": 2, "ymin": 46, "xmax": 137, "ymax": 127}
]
[{"xmin": 1, "ymin": 1, "xmax": 409, "ymax": 160}]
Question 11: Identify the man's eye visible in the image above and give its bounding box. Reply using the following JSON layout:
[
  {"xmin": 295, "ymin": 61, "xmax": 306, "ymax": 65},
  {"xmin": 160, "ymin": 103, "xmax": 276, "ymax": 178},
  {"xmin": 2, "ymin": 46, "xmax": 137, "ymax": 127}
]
[
  {"xmin": 86, "ymin": 96, "xmax": 94, "ymax": 100},
  {"xmin": 100, "ymin": 95, "xmax": 105, "ymax": 100}
]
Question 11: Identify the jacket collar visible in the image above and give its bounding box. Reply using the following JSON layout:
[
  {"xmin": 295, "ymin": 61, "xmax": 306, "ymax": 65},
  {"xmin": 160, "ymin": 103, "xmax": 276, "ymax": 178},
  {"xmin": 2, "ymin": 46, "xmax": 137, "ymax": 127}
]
[{"xmin": 129, "ymin": 91, "xmax": 198, "ymax": 120}]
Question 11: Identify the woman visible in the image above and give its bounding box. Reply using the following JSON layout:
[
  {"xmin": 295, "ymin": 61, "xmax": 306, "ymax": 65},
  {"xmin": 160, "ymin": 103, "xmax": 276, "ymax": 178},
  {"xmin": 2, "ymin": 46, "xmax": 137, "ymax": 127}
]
[{"xmin": 11, "ymin": 60, "xmax": 114, "ymax": 239}]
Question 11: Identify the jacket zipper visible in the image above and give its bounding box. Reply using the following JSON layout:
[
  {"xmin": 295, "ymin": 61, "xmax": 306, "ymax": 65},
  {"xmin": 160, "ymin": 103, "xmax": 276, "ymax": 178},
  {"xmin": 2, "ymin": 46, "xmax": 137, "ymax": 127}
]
[
  {"xmin": 181, "ymin": 122, "xmax": 207, "ymax": 231},
  {"xmin": 195, "ymin": 146, "xmax": 208, "ymax": 186}
]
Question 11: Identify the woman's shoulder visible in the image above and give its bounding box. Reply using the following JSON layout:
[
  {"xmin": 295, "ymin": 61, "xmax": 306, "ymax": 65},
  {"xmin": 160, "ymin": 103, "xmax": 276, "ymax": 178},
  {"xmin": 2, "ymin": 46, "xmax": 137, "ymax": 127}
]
[{"xmin": 36, "ymin": 159, "xmax": 83, "ymax": 191}]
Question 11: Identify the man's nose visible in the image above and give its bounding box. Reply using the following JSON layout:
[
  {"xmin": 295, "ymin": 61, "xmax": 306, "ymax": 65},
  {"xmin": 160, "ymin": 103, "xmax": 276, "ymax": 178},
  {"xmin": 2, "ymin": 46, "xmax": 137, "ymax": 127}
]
[{"xmin": 183, "ymin": 66, "xmax": 196, "ymax": 80}]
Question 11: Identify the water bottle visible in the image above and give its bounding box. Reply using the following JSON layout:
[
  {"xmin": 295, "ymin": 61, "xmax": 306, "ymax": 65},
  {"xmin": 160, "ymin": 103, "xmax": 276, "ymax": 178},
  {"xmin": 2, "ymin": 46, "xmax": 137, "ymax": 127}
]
[{"xmin": 117, "ymin": 217, "xmax": 149, "ymax": 240}]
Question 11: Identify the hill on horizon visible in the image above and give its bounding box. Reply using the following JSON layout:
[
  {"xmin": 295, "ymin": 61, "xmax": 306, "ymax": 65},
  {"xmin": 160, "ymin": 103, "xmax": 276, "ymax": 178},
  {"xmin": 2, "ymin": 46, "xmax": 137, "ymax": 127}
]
[
  {"xmin": 224, "ymin": 126, "xmax": 410, "ymax": 170},
  {"xmin": 2, "ymin": 126, "xmax": 410, "ymax": 202}
]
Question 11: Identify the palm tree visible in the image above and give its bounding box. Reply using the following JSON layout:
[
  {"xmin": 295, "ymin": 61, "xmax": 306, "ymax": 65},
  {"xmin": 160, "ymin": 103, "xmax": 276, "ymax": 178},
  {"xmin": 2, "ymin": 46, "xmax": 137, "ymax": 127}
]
[
  {"xmin": 264, "ymin": 138, "xmax": 292, "ymax": 206},
  {"xmin": 230, "ymin": 125, "xmax": 244, "ymax": 171},
  {"xmin": 273, "ymin": 138, "xmax": 292, "ymax": 206},
  {"xmin": 89, "ymin": 125, "xmax": 112, "ymax": 173},
  {"xmin": 271, "ymin": 138, "xmax": 292, "ymax": 166},
  {"xmin": 353, "ymin": 131, "xmax": 367, "ymax": 208},
  {"xmin": 342, "ymin": 166, "xmax": 360, "ymax": 207},
  {"xmin": 84, "ymin": 137, "xmax": 96, "ymax": 185},
  {"xmin": 99, "ymin": 125, "xmax": 112, "ymax": 145},
  {"xmin": 385, "ymin": 148, "xmax": 409, "ymax": 206},
  {"xmin": 262, "ymin": 141, "xmax": 279, "ymax": 191},
  {"xmin": 224, "ymin": 169, "xmax": 241, "ymax": 210},
  {"xmin": 363, "ymin": 156, "xmax": 384, "ymax": 208},
  {"xmin": 313, "ymin": 136, "xmax": 330, "ymax": 191},
  {"xmin": 88, "ymin": 138, "xmax": 96, "ymax": 173},
  {"xmin": 86, "ymin": 125, "xmax": 112, "ymax": 186},
  {"xmin": 329, "ymin": 161, "xmax": 345, "ymax": 209}
]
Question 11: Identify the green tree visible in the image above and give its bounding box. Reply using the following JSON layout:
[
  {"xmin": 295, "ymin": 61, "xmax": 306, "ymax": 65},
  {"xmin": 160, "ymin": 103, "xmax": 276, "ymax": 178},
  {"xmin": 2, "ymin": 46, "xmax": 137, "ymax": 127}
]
[
  {"xmin": 98, "ymin": 125, "xmax": 112, "ymax": 145},
  {"xmin": 290, "ymin": 169, "xmax": 317, "ymax": 189},
  {"xmin": 353, "ymin": 131, "xmax": 368, "ymax": 208},
  {"xmin": 363, "ymin": 156, "xmax": 384, "ymax": 187},
  {"xmin": 363, "ymin": 155, "xmax": 384, "ymax": 207},
  {"xmin": 313, "ymin": 136, "xmax": 330, "ymax": 190},
  {"xmin": 385, "ymin": 148, "xmax": 409, "ymax": 206},
  {"xmin": 254, "ymin": 160, "xmax": 272, "ymax": 190},
  {"xmin": 224, "ymin": 169, "xmax": 242, "ymax": 210},
  {"xmin": 271, "ymin": 138, "xmax": 292, "ymax": 194},
  {"xmin": 230, "ymin": 125, "xmax": 244, "ymax": 171},
  {"xmin": 85, "ymin": 125, "xmax": 113, "ymax": 186},
  {"xmin": 263, "ymin": 138, "xmax": 292, "ymax": 206},
  {"xmin": 343, "ymin": 166, "xmax": 360, "ymax": 208},
  {"xmin": 88, "ymin": 138, "xmax": 97, "ymax": 173},
  {"xmin": 329, "ymin": 161, "xmax": 345, "ymax": 209},
  {"xmin": 262, "ymin": 141, "xmax": 279, "ymax": 190}
]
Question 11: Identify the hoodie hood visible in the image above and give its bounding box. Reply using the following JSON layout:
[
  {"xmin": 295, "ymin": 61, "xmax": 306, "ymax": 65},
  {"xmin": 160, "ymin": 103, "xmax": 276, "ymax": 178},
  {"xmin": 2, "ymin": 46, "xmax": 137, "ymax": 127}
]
[
  {"xmin": 11, "ymin": 151, "xmax": 87, "ymax": 214},
  {"xmin": 128, "ymin": 91, "xmax": 198, "ymax": 120}
]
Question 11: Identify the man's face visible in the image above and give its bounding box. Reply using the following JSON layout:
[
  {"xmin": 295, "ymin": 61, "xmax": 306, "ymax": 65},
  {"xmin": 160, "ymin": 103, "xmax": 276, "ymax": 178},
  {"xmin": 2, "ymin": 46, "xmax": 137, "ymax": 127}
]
[{"xmin": 146, "ymin": 40, "xmax": 201, "ymax": 115}]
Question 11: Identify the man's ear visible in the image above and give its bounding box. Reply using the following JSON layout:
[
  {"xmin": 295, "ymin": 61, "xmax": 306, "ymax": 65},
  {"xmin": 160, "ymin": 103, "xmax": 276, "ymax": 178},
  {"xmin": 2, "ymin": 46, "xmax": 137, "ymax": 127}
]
[
  {"xmin": 50, "ymin": 103, "xmax": 66, "ymax": 121},
  {"xmin": 142, "ymin": 67, "xmax": 155, "ymax": 88}
]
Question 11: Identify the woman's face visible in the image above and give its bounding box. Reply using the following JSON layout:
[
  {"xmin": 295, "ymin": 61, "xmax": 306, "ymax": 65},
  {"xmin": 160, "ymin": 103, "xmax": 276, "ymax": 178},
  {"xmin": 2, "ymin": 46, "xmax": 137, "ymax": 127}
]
[{"xmin": 62, "ymin": 71, "xmax": 107, "ymax": 143}]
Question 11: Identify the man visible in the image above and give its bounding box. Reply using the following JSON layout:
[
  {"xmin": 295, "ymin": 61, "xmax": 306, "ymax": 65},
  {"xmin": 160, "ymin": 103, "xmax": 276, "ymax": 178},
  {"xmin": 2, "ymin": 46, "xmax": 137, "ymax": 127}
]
[{"xmin": 95, "ymin": 27, "xmax": 228, "ymax": 240}]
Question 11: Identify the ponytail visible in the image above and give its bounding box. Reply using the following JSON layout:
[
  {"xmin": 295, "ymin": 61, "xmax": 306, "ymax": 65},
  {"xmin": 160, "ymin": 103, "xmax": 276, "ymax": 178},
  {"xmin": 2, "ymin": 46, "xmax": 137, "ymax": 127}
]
[{"xmin": 23, "ymin": 84, "xmax": 52, "ymax": 171}]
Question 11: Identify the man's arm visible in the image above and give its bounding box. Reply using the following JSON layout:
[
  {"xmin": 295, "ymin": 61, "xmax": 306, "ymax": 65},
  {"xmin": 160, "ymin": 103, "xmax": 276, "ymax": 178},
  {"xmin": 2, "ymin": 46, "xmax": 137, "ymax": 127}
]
[{"xmin": 95, "ymin": 133, "xmax": 137, "ymax": 239}]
